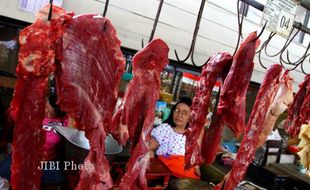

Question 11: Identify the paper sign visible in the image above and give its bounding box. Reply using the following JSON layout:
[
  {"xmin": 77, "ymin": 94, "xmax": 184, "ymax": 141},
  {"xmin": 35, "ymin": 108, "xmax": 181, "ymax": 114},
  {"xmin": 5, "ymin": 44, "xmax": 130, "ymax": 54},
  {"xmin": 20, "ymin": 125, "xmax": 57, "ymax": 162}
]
[
  {"xmin": 18, "ymin": 0, "xmax": 63, "ymax": 13},
  {"xmin": 261, "ymin": 0, "xmax": 297, "ymax": 37}
]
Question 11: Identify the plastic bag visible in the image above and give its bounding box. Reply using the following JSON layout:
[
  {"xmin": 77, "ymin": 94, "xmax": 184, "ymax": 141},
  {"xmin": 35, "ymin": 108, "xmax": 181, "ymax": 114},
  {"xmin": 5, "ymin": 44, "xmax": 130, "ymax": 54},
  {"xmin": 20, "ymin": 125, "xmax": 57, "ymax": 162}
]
[{"xmin": 0, "ymin": 177, "xmax": 9, "ymax": 190}]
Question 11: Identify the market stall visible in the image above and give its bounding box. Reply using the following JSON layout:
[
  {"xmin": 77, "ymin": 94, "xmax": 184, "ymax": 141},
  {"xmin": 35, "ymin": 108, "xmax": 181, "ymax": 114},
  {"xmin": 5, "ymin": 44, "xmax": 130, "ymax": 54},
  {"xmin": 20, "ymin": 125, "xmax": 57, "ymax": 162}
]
[{"xmin": 0, "ymin": 0, "xmax": 310, "ymax": 190}]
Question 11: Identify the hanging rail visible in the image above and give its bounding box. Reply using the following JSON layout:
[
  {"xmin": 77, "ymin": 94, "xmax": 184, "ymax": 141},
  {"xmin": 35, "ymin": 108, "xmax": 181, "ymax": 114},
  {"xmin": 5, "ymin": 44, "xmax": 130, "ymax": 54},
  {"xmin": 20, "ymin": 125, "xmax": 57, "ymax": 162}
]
[
  {"xmin": 299, "ymin": 0, "xmax": 310, "ymax": 11},
  {"xmin": 142, "ymin": 0, "xmax": 164, "ymax": 47},
  {"xmin": 241, "ymin": 0, "xmax": 310, "ymax": 74},
  {"xmin": 240, "ymin": 0, "xmax": 310, "ymax": 35}
]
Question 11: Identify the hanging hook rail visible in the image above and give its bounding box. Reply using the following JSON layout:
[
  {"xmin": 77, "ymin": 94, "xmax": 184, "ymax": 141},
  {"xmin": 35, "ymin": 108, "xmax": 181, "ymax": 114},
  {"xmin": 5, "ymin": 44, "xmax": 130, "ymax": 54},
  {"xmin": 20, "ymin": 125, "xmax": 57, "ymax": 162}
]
[
  {"xmin": 174, "ymin": 0, "xmax": 208, "ymax": 67},
  {"xmin": 48, "ymin": 0, "xmax": 53, "ymax": 21},
  {"xmin": 241, "ymin": 0, "xmax": 310, "ymax": 74},
  {"xmin": 241, "ymin": 0, "xmax": 310, "ymax": 35},
  {"xmin": 299, "ymin": 0, "xmax": 310, "ymax": 11},
  {"xmin": 102, "ymin": 0, "xmax": 110, "ymax": 17},
  {"xmin": 142, "ymin": 0, "xmax": 164, "ymax": 48}
]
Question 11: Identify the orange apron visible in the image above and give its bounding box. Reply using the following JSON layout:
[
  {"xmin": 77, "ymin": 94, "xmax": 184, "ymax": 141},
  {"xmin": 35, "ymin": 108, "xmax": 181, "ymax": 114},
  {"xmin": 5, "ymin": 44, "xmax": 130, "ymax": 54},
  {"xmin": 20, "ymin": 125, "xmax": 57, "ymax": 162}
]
[{"xmin": 158, "ymin": 155, "xmax": 200, "ymax": 179}]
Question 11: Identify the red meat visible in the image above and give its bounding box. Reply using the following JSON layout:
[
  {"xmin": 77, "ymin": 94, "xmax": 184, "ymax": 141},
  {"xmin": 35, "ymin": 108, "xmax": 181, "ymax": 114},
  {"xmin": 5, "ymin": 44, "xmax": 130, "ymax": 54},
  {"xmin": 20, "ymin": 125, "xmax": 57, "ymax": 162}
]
[
  {"xmin": 55, "ymin": 14, "xmax": 125, "ymax": 189},
  {"xmin": 113, "ymin": 39, "xmax": 169, "ymax": 190},
  {"xmin": 284, "ymin": 74, "xmax": 310, "ymax": 137},
  {"xmin": 201, "ymin": 113, "xmax": 224, "ymax": 165},
  {"xmin": 214, "ymin": 64, "xmax": 282, "ymax": 190},
  {"xmin": 217, "ymin": 32, "xmax": 260, "ymax": 137},
  {"xmin": 10, "ymin": 5, "xmax": 73, "ymax": 190},
  {"xmin": 185, "ymin": 52, "xmax": 232, "ymax": 169}
]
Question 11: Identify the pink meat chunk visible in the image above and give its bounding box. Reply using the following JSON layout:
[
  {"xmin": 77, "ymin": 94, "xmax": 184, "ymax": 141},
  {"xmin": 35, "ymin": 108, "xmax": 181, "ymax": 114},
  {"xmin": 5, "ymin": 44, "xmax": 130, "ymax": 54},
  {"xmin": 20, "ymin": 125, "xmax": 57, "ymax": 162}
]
[
  {"xmin": 10, "ymin": 5, "xmax": 73, "ymax": 190},
  {"xmin": 217, "ymin": 32, "xmax": 260, "ymax": 136},
  {"xmin": 113, "ymin": 39, "xmax": 169, "ymax": 190},
  {"xmin": 214, "ymin": 64, "xmax": 282, "ymax": 190},
  {"xmin": 55, "ymin": 14, "xmax": 125, "ymax": 189},
  {"xmin": 185, "ymin": 52, "xmax": 232, "ymax": 169}
]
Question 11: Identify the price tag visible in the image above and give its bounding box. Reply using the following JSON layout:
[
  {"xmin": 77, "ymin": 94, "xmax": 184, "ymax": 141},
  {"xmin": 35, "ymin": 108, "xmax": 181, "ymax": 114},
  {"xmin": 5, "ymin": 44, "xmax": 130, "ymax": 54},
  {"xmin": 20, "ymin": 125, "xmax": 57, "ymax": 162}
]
[
  {"xmin": 18, "ymin": 0, "xmax": 63, "ymax": 13},
  {"xmin": 261, "ymin": 0, "xmax": 298, "ymax": 38}
]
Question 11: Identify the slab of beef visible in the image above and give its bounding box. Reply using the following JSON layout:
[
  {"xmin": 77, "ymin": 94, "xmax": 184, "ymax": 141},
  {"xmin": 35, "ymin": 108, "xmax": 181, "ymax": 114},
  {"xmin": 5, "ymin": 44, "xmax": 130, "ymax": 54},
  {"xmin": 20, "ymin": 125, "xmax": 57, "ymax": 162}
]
[
  {"xmin": 217, "ymin": 32, "xmax": 260, "ymax": 137},
  {"xmin": 214, "ymin": 64, "xmax": 282, "ymax": 190},
  {"xmin": 112, "ymin": 39, "xmax": 169, "ymax": 190},
  {"xmin": 55, "ymin": 14, "xmax": 125, "ymax": 189},
  {"xmin": 10, "ymin": 5, "xmax": 73, "ymax": 190},
  {"xmin": 185, "ymin": 52, "xmax": 232, "ymax": 169},
  {"xmin": 257, "ymin": 70, "xmax": 293, "ymax": 147},
  {"xmin": 285, "ymin": 74, "xmax": 310, "ymax": 137}
]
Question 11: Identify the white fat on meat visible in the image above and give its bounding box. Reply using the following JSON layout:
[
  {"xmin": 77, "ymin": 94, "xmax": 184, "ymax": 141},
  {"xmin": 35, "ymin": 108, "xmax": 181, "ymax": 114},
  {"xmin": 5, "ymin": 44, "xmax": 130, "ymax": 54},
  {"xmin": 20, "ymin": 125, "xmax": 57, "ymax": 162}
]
[{"xmin": 257, "ymin": 71, "xmax": 293, "ymax": 148}]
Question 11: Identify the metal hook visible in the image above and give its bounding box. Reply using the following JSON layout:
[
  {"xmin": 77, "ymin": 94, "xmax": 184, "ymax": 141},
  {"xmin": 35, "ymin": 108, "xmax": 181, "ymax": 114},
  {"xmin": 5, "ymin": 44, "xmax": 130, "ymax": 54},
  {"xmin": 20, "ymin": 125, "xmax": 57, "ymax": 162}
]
[
  {"xmin": 48, "ymin": 0, "xmax": 53, "ymax": 21},
  {"xmin": 240, "ymin": 0, "xmax": 310, "ymax": 75},
  {"xmin": 267, "ymin": 28, "xmax": 299, "ymax": 58},
  {"xmin": 174, "ymin": 0, "xmax": 208, "ymax": 67},
  {"xmin": 233, "ymin": 0, "xmax": 246, "ymax": 56},
  {"xmin": 255, "ymin": 20, "xmax": 268, "ymax": 41},
  {"xmin": 281, "ymin": 42, "xmax": 310, "ymax": 65},
  {"xmin": 256, "ymin": 31, "xmax": 276, "ymax": 70},
  {"xmin": 102, "ymin": 0, "xmax": 110, "ymax": 17},
  {"xmin": 142, "ymin": 0, "xmax": 164, "ymax": 48},
  {"xmin": 257, "ymin": 45, "xmax": 267, "ymax": 69},
  {"xmin": 256, "ymin": 28, "xmax": 298, "ymax": 71},
  {"xmin": 279, "ymin": 42, "xmax": 310, "ymax": 72},
  {"xmin": 255, "ymin": 32, "xmax": 276, "ymax": 54},
  {"xmin": 256, "ymin": 28, "xmax": 310, "ymax": 74}
]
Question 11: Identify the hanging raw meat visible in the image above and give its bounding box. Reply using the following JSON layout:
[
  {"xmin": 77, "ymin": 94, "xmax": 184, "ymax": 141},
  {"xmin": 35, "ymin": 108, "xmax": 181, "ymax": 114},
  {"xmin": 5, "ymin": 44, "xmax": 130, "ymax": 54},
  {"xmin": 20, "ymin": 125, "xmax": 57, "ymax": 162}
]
[
  {"xmin": 185, "ymin": 52, "xmax": 232, "ymax": 169},
  {"xmin": 284, "ymin": 74, "xmax": 310, "ymax": 137},
  {"xmin": 55, "ymin": 14, "xmax": 125, "ymax": 189},
  {"xmin": 112, "ymin": 39, "xmax": 169, "ymax": 190},
  {"xmin": 10, "ymin": 5, "xmax": 73, "ymax": 190},
  {"xmin": 257, "ymin": 70, "xmax": 293, "ymax": 147},
  {"xmin": 214, "ymin": 64, "xmax": 282, "ymax": 190},
  {"xmin": 217, "ymin": 32, "xmax": 260, "ymax": 137}
]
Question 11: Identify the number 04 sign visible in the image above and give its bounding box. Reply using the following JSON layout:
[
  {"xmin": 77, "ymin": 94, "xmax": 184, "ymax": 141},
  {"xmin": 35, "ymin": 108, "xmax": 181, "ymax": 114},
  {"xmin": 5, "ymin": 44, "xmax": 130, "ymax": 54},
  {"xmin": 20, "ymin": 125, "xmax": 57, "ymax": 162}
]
[{"xmin": 261, "ymin": 0, "xmax": 298, "ymax": 38}]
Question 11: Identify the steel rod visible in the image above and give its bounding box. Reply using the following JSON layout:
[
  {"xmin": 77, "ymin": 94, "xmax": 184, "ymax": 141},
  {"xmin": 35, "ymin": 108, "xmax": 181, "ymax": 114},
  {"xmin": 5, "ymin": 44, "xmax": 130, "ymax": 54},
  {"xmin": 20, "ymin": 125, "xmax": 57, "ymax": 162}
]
[{"xmin": 240, "ymin": 0, "xmax": 310, "ymax": 35}]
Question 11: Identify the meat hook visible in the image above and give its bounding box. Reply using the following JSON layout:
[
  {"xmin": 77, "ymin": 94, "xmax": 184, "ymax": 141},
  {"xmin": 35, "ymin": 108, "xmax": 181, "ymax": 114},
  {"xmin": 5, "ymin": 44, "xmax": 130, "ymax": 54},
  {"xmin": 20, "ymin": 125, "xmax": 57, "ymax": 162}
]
[
  {"xmin": 174, "ymin": 0, "xmax": 208, "ymax": 67},
  {"xmin": 256, "ymin": 31, "xmax": 277, "ymax": 70},
  {"xmin": 102, "ymin": 0, "xmax": 110, "ymax": 17},
  {"xmin": 255, "ymin": 20, "xmax": 268, "ymax": 41},
  {"xmin": 255, "ymin": 28, "xmax": 298, "ymax": 69},
  {"xmin": 256, "ymin": 28, "xmax": 310, "ymax": 74},
  {"xmin": 142, "ymin": 0, "xmax": 164, "ymax": 48},
  {"xmin": 233, "ymin": 0, "xmax": 246, "ymax": 56},
  {"xmin": 47, "ymin": 0, "xmax": 53, "ymax": 21},
  {"xmin": 280, "ymin": 41, "xmax": 310, "ymax": 73}
]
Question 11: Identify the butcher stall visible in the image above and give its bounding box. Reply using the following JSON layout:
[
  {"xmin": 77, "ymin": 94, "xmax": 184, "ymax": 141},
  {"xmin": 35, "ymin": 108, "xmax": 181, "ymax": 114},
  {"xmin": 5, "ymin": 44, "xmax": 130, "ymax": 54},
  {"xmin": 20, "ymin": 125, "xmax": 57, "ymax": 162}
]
[{"xmin": 0, "ymin": 0, "xmax": 310, "ymax": 190}]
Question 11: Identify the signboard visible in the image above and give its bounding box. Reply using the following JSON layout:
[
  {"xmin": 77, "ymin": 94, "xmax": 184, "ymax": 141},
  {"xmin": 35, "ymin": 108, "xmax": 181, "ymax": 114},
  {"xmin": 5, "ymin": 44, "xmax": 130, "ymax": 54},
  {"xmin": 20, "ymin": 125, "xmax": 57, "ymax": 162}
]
[
  {"xmin": 19, "ymin": 0, "xmax": 63, "ymax": 13},
  {"xmin": 261, "ymin": 0, "xmax": 298, "ymax": 37}
]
